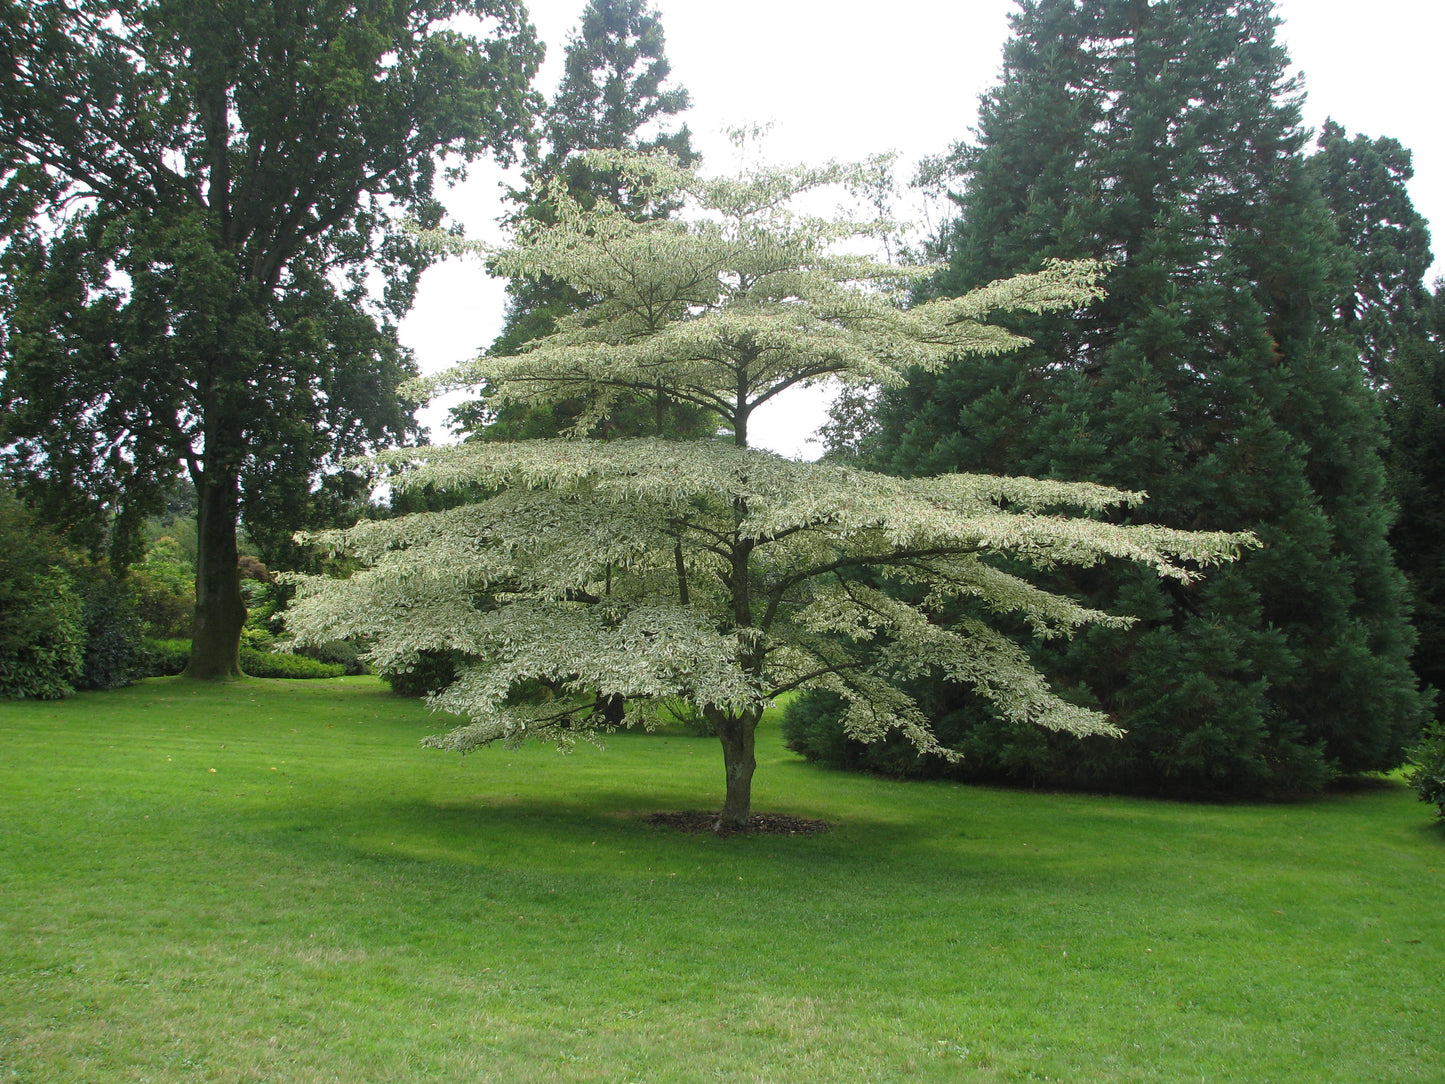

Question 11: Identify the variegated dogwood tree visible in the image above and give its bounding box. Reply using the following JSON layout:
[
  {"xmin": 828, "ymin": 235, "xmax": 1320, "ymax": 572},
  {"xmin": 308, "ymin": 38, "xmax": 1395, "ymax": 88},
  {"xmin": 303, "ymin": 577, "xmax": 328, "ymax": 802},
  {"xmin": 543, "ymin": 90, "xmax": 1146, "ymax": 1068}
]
[{"xmin": 284, "ymin": 151, "xmax": 1253, "ymax": 830}]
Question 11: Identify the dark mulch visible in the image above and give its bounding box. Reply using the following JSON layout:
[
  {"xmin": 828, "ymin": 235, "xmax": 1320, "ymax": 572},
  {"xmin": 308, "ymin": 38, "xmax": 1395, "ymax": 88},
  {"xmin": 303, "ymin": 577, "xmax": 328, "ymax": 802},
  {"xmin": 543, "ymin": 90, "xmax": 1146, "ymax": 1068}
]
[{"xmin": 644, "ymin": 810, "xmax": 832, "ymax": 837}]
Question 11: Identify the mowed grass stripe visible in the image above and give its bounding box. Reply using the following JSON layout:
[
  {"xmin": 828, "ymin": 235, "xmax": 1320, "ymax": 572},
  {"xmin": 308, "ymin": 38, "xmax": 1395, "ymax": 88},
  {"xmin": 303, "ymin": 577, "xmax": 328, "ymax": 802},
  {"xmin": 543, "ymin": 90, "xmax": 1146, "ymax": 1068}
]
[{"xmin": 2, "ymin": 677, "xmax": 1440, "ymax": 1082}]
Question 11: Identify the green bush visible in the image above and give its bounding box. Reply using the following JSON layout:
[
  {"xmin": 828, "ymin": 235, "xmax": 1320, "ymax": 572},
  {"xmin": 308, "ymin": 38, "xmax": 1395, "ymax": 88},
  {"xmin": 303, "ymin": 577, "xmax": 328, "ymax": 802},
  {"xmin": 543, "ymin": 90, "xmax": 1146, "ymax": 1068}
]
[
  {"xmin": 0, "ymin": 494, "xmax": 86, "ymax": 700},
  {"xmin": 131, "ymin": 535, "xmax": 194, "ymax": 639},
  {"xmin": 378, "ymin": 649, "xmax": 467, "ymax": 697},
  {"xmin": 782, "ymin": 687, "xmax": 973, "ymax": 779},
  {"xmin": 1407, "ymin": 722, "xmax": 1445, "ymax": 819},
  {"xmin": 144, "ymin": 639, "xmax": 191, "ymax": 676},
  {"xmin": 239, "ymin": 647, "xmax": 345, "ymax": 679},
  {"xmin": 142, "ymin": 638, "xmax": 345, "ymax": 679},
  {"xmin": 0, "ymin": 567, "xmax": 86, "ymax": 700},
  {"xmin": 295, "ymin": 638, "xmax": 370, "ymax": 676},
  {"xmin": 77, "ymin": 577, "xmax": 149, "ymax": 691},
  {"xmin": 782, "ymin": 690, "xmax": 865, "ymax": 768},
  {"xmin": 130, "ymin": 568, "xmax": 193, "ymax": 639}
]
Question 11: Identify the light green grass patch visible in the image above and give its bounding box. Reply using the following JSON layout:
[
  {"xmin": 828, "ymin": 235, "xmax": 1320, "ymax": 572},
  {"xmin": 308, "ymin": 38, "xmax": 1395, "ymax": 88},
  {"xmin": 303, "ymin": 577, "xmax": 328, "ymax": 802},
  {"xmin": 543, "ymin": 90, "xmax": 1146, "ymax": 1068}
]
[{"xmin": 2, "ymin": 677, "xmax": 1441, "ymax": 1082}]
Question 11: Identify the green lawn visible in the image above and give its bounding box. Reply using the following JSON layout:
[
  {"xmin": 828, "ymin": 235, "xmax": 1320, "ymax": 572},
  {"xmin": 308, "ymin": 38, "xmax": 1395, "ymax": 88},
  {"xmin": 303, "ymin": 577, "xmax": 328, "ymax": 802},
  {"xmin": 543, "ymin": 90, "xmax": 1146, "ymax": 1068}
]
[{"xmin": 2, "ymin": 678, "xmax": 1440, "ymax": 1082}]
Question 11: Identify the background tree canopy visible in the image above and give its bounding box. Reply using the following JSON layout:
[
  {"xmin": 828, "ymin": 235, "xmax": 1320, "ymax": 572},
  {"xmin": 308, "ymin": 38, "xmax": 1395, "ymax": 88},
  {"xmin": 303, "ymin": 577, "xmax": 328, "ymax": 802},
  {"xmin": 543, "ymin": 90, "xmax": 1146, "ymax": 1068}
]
[
  {"xmin": 449, "ymin": 0, "xmax": 709, "ymax": 443},
  {"xmin": 830, "ymin": 0, "xmax": 1430, "ymax": 796},
  {"xmin": 285, "ymin": 151, "xmax": 1252, "ymax": 830},
  {"xmin": 0, "ymin": 0, "xmax": 542, "ymax": 678}
]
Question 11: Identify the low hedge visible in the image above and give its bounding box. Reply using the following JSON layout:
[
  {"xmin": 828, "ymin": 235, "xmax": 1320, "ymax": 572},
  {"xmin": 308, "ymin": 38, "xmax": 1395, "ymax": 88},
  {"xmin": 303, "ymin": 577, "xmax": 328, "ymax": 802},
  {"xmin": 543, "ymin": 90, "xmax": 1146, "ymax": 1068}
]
[{"xmin": 145, "ymin": 639, "xmax": 345, "ymax": 679}]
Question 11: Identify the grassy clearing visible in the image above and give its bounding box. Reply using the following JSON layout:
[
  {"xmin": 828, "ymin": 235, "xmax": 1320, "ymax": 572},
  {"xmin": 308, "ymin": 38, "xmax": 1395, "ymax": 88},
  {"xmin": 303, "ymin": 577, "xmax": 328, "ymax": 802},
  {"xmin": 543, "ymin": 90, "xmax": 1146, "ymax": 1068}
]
[{"xmin": 1, "ymin": 677, "xmax": 1441, "ymax": 1083}]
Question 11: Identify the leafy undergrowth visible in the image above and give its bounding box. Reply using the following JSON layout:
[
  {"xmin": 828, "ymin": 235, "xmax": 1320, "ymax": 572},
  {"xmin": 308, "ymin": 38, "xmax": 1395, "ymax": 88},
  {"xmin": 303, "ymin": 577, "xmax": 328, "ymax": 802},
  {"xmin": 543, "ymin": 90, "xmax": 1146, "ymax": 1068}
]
[{"xmin": 1, "ymin": 677, "xmax": 1441, "ymax": 1083}]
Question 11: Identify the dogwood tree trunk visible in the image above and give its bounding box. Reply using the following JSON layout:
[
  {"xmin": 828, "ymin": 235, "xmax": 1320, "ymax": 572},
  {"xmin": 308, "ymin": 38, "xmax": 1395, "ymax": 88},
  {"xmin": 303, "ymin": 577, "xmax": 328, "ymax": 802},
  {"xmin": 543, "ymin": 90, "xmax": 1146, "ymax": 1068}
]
[{"xmin": 711, "ymin": 706, "xmax": 761, "ymax": 831}]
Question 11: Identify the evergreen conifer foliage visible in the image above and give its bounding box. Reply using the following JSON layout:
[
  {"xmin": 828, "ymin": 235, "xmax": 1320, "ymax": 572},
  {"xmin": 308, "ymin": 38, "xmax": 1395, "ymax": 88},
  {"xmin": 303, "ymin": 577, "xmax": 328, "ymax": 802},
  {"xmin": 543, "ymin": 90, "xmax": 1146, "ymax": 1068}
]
[
  {"xmin": 1308, "ymin": 120, "xmax": 1435, "ymax": 385},
  {"xmin": 1307, "ymin": 121, "xmax": 1445, "ymax": 697},
  {"xmin": 450, "ymin": 0, "xmax": 706, "ymax": 441},
  {"xmin": 1386, "ymin": 283, "xmax": 1445, "ymax": 694},
  {"xmin": 871, "ymin": 0, "xmax": 1427, "ymax": 794},
  {"xmin": 285, "ymin": 152, "xmax": 1252, "ymax": 829}
]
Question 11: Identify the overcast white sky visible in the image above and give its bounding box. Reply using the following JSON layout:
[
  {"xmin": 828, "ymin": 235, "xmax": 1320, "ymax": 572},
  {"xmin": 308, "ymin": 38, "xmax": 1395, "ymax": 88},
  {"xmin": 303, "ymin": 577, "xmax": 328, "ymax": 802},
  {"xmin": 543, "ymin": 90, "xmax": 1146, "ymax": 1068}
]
[{"xmin": 400, "ymin": 0, "xmax": 1445, "ymax": 457}]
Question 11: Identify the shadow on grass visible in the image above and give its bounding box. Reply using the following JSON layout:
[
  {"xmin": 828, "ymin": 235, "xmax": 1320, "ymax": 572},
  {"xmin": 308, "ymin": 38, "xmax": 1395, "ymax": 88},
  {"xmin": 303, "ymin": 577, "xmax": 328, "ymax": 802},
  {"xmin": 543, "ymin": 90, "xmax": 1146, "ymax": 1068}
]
[
  {"xmin": 1414, "ymin": 816, "xmax": 1445, "ymax": 845},
  {"xmin": 321, "ymin": 788, "xmax": 934, "ymax": 847},
  {"xmin": 220, "ymin": 788, "xmax": 1088, "ymax": 915}
]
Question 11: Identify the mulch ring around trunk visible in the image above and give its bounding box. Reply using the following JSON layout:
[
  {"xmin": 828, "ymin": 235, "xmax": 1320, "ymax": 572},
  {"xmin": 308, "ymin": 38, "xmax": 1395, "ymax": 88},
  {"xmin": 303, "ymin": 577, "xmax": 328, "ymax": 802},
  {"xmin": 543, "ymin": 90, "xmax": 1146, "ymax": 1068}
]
[{"xmin": 644, "ymin": 811, "xmax": 832, "ymax": 837}]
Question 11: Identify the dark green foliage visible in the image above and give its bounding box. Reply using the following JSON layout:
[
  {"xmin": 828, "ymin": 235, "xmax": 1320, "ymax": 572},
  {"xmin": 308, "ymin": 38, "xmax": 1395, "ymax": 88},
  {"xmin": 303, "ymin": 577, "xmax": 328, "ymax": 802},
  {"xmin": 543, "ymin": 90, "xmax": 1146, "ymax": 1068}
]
[
  {"xmin": 76, "ymin": 577, "xmax": 149, "ymax": 692},
  {"xmin": 128, "ymin": 529, "xmax": 201, "ymax": 640},
  {"xmin": 239, "ymin": 649, "xmax": 345, "ymax": 680},
  {"xmin": 144, "ymin": 639, "xmax": 345, "ymax": 679},
  {"xmin": 1312, "ymin": 120, "xmax": 1445, "ymax": 696},
  {"xmin": 377, "ymin": 651, "xmax": 468, "ymax": 697},
  {"xmin": 295, "ymin": 639, "xmax": 371, "ymax": 677},
  {"xmin": 783, "ymin": 684, "xmax": 1103, "ymax": 788},
  {"xmin": 867, "ymin": 0, "xmax": 1426, "ymax": 796},
  {"xmin": 0, "ymin": 570, "xmax": 85, "ymax": 700},
  {"xmin": 1306, "ymin": 124, "xmax": 1445, "ymax": 700},
  {"xmin": 783, "ymin": 690, "xmax": 890, "ymax": 774},
  {"xmin": 0, "ymin": 490, "xmax": 85, "ymax": 700},
  {"xmin": 144, "ymin": 639, "xmax": 193, "ymax": 678},
  {"xmin": 1386, "ymin": 289, "xmax": 1445, "ymax": 693},
  {"xmin": 0, "ymin": 0, "xmax": 542, "ymax": 678},
  {"xmin": 1308, "ymin": 121, "xmax": 1435, "ymax": 384},
  {"xmin": 1407, "ymin": 722, "xmax": 1445, "ymax": 818}
]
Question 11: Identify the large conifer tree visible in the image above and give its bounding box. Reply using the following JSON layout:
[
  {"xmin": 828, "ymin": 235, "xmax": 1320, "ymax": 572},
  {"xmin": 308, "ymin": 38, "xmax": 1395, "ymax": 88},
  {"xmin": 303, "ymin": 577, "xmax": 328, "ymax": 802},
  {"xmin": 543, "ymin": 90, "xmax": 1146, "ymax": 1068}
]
[
  {"xmin": 868, "ymin": 0, "xmax": 1426, "ymax": 794},
  {"xmin": 1307, "ymin": 121, "xmax": 1445, "ymax": 696},
  {"xmin": 1386, "ymin": 285, "xmax": 1445, "ymax": 695}
]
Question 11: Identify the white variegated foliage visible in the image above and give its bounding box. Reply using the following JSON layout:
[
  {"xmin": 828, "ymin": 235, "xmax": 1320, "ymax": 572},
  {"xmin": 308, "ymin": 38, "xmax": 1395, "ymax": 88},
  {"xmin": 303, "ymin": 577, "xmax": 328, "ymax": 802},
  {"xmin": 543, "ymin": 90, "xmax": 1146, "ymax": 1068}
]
[
  {"xmin": 288, "ymin": 436, "xmax": 1250, "ymax": 756},
  {"xmin": 286, "ymin": 151, "xmax": 1253, "ymax": 789}
]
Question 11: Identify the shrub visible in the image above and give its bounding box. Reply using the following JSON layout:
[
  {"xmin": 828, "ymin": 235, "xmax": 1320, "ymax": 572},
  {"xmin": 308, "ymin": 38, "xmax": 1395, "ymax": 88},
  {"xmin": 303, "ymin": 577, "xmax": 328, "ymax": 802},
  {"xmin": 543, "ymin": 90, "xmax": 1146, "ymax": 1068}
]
[
  {"xmin": 296, "ymin": 638, "xmax": 370, "ymax": 675},
  {"xmin": 130, "ymin": 568, "xmax": 194, "ymax": 639},
  {"xmin": 77, "ymin": 576, "xmax": 149, "ymax": 691},
  {"xmin": 377, "ymin": 649, "xmax": 467, "ymax": 697},
  {"xmin": 1407, "ymin": 722, "xmax": 1445, "ymax": 819},
  {"xmin": 782, "ymin": 690, "xmax": 866, "ymax": 769},
  {"xmin": 144, "ymin": 638, "xmax": 192, "ymax": 677},
  {"xmin": 0, "ymin": 493, "xmax": 86, "ymax": 700},
  {"xmin": 132, "ymin": 535, "xmax": 195, "ymax": 639},
  {"xmin": 142, "ymin": 638, "xmax": 345, "ymax": 679},
  {"xmin": 239, "ymin": 647, "xmax": 344, "ymax": 679},
  {"xmin": 0, "ymin": 567, "xmax": 86, "ymax": 699},
  {"xmin": 782, "ymin": 687, "xmax": 972, "ymax": 779}
]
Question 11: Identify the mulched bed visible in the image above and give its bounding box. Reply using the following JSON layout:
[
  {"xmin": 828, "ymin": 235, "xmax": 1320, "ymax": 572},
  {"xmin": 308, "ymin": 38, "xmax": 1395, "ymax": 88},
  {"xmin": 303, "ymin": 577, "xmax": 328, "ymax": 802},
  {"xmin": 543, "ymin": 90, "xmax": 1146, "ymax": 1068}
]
[{"xmin": 644, "ymin": 810, "xmax": 832, "ymax": 837}]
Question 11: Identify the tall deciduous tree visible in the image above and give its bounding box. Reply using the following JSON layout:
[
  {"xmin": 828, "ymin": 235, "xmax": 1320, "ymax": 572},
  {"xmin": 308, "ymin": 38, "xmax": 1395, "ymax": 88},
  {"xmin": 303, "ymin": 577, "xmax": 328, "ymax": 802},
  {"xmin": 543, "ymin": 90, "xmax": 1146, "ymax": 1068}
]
[
  {"xmin": 449, "ymin": 0, "xmax": 703, "ymax": 441},
  {"xmin": 0, "ymin": 0, "xmax": 541, "ymax": 678},
  {"xmin": 867, "ymin": 0, "xmax": 1426, "ymax": 794},
  {"xmin": 285, "ymin": 151, "xmax": 1250, "ymax": 830}
]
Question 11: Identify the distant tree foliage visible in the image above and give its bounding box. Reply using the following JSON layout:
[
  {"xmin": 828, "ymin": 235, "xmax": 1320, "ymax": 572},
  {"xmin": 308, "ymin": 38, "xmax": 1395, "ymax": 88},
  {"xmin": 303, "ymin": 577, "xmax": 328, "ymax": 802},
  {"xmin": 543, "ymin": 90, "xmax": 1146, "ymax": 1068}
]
[
  {"xmin": 285, "ymin": 151, "xmax": 1251, "ymax": 830},
  {"xmin": 1307, "ymin": 122, "xmax": 1445, "ymax": 698},
  {"xmin": 449, "ymin": 0, "xmax": 709, "ymax": 442},
  {"xmin": 0, "ymin": 0, "xmax": 542, "ymax": 679},
  {"xmin": 1384, "ymin": 283, "xmax": 1445, "ymax": 695},
  {"xmin": 858, "ymin": 0, "xmax": 1427, "ymax": 795},
  {"xmin": 1308, "ymin": 120, "xmax": 1435, "ymax": 386}
]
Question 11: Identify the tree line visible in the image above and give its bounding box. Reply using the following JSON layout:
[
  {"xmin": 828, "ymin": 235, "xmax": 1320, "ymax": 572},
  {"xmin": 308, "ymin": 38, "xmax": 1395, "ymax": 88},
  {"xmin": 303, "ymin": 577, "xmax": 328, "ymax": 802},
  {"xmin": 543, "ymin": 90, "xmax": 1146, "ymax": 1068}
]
[
  {"xmin": 791, "ymin": 0, "xmax": 1445, "ymax": 800},
  {"xmin": 3, "ymin": 0, "xmax": 1442, "ymax": 820}
]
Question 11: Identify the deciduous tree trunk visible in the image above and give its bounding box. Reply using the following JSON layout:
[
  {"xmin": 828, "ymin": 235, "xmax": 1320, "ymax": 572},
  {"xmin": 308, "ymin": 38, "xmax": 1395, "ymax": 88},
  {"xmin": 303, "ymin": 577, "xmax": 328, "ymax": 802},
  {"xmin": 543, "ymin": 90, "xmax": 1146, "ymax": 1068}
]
[
  {"xmin": 183, "ymin": 470, "xmax": 246, "ymax": 680},
  {"xmin": 711, "ymin": 706, "xmax": 760, "ymax": 832}
]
